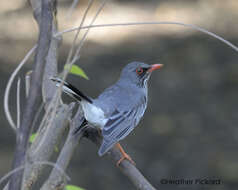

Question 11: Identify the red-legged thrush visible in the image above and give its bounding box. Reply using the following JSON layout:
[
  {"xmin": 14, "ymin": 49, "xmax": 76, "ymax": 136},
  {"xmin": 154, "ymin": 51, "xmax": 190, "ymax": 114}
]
[{"xmin": 51, "ymin": 62, "xmax": 163, "ymax": 165}]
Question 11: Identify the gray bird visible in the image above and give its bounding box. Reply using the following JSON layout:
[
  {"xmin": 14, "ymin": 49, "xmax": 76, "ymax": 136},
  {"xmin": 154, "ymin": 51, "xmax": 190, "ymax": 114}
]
[{"xmin": 51, "ymin": 61, "xmax": 163, "ymax": 165}]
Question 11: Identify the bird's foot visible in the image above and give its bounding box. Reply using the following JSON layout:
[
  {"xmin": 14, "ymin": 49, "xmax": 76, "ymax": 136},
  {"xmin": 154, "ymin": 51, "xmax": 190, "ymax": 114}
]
[{"xmin": 116, "ymin": 152, "xmax": 135, "ymax": 167}]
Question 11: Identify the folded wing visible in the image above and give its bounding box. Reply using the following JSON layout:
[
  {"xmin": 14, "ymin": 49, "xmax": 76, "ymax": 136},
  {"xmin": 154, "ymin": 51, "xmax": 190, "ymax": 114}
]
[{"xmin": 98, "ymin": 103, "xmax": 145, "ymax": 156}]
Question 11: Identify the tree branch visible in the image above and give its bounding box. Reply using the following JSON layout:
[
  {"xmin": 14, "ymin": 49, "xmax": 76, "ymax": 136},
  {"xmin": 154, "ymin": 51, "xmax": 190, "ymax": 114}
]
[
  {"xmin": 83, "ymin": 127, "xmax": 157, "ymax": 190},
  {"xmin": 55, "ymin": 22, "xmax": 238, "ymax": 53},
  {"xmin": 16, "ymin": 78, "xmax": 21, "ymax": 129},
  {"xmin": 9, "ymin": 0, "xmax": 54, "ymax": 189},
  {"xmin": 42, "ymin": 4, "xmax": 60, "ymax": 105},
  {"xmin": 1, "ymin": 161, "xmax": 71, "ymax": 189},
  {"xmin": 40, "ymin": 108, "xmax": 85, "ymax": 190},
  {"xmin": 22, "ymin": 102, "xmax": 74, "ymax": 190}
]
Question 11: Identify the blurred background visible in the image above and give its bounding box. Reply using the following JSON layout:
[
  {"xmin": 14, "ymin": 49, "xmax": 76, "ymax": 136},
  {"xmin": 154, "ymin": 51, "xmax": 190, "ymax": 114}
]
[{"xmin": 0, "ymin": 0, "xmax": 238, "ymax": 189}]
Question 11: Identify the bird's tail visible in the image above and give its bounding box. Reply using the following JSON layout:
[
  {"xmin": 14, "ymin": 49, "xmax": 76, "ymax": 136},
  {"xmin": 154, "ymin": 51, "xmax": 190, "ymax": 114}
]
[
  {"xmin": 98, "ymin": 139, "xmax": 116, "ymax": 156},
  {"xmin": 50, "ymin": 77, "xmax": 92, "ymax": 103}
]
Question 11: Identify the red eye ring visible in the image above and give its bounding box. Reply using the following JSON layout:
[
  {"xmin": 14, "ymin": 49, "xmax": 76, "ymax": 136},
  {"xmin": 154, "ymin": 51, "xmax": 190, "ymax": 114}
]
[{"xmin": 136, "ymin": 67, "xmax": 143, "ymax": 75}]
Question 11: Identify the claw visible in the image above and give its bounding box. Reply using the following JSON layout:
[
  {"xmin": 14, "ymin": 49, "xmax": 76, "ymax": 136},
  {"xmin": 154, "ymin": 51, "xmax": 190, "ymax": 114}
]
[
  {"xmin": 115, "ymin": 143, "xmax": 136, "ymax": 167},
  {"xmin": 116, "ymin": 152, "xmax": 135, "ymax": 167}
]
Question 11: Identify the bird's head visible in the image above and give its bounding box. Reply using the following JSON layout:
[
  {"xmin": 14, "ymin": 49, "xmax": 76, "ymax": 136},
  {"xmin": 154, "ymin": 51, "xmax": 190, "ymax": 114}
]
[{"xmin": 119, "ymin": 61, "xmax": 163, "ymax": 87}]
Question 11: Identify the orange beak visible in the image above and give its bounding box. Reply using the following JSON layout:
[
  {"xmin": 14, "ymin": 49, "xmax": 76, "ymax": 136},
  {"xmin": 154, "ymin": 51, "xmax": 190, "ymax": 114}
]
[{"xmin": 148, "ymin": 64, "xmax": 164, "ymax": 72}]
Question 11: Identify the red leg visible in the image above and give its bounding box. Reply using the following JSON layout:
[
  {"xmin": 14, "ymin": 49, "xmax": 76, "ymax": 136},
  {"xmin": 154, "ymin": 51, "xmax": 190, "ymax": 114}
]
[{"xmin": 116, "ymin": 143, "xmax": 135, "ymax": 166}]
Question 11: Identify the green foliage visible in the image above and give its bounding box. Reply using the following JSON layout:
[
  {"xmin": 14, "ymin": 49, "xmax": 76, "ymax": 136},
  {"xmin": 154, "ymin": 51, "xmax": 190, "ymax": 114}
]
[
  {"xmin": 29, "ymin": 133, "xmax": 58, "ymax": 152},
  {"xmin": 29, "ymin": 133, "xmax": 37, "ymax": 143},
  {"xmin": 54, "ymin": 146, "xmax": 59, "ymax": 152},
  {"xmin": 64, "ymin": 64, "xmax": 89, "ymax": 80},
  {"xmin": 66, "ymin": 185, "xmax": 85, "ymax": 190}
]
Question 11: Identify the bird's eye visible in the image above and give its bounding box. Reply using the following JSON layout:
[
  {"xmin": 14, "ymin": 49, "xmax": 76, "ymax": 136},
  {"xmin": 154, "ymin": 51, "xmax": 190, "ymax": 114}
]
[{"xmin": 136, "ymin": 67, "xmax": 143, "ymax": 75}]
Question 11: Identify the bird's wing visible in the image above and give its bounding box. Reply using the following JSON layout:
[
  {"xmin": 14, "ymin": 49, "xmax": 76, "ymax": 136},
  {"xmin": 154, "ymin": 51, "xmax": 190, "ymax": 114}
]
[{"xmin": 98, "ymin": 103, "xmax": 145, "ymax": 156}]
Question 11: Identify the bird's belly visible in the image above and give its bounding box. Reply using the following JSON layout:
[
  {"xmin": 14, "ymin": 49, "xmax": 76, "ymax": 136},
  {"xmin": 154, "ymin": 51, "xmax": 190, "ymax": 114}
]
[{"xmin": 81, "ymin": 101, "xmax": 107, "ymax": 129}]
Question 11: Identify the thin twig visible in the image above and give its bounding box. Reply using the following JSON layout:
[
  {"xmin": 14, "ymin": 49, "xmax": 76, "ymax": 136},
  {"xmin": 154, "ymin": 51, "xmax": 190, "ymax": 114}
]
[
  {"xmin": 73, "ymin": 0, "xmax": 109, "ymax": 60},
  {"xmin": 31, "ymin": 102, "xmax": 44, "ymax": 132},
  {"xmin": 0, "ymin": 161, "xmax": 70, "ymax": 188},
  {"xmin": 65, "ymin": 0, "xmax": 94, "ymax": 68},
  {"xmin": 65, "ymin": 0, "xmax": 108, "ymax": 75},
  {"xmin": 25, "ymin": 71, "xmax": 32, "ymax": 98},
  {"xmin": 55, "ymin": 21, "xmax": 238, "ymax": 52},
  {"xmin": 66, "ymin": 0, "xmax": 80, "ymax": 19},
  {"xmin": 4, "ymin": 45, "xmax": 37, "ymax": 131},
  {"xmin": 16, "ymin": 78, "xmax": 21, "ymax": 129}
]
